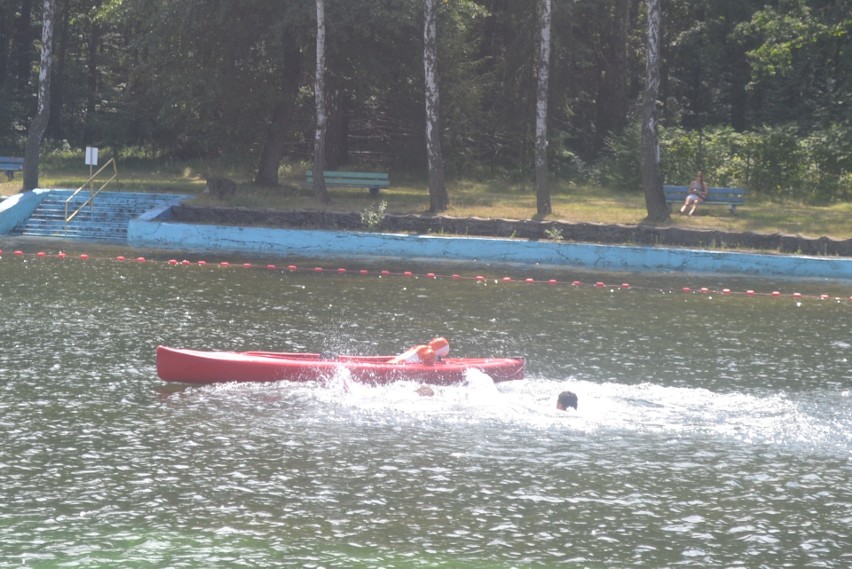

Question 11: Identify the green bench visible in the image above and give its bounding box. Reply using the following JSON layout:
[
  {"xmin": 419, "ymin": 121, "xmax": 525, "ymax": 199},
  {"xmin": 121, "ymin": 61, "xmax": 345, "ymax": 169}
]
[
  {"xmin": 305, "ymin": 170, "xmax": 389, "ymax": 197},
  {"xmin": 664, "ymin": 185, "xmax": 748, "ymax": 215},
  {"xmin": 1, "ymin": 156, "xmax": 24, "ymax": 181}
]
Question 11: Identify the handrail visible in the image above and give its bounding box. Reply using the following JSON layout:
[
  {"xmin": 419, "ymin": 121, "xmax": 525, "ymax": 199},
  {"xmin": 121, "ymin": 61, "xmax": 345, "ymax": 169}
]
[{"xmin": 65, "ymin": 158, "xmax": 119, "ymax": 235}]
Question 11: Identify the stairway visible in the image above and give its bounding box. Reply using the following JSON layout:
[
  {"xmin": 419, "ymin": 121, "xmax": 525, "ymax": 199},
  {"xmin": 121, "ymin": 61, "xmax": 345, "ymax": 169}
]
[{"xmin": 10, "ymin": 190, "xmax": 188, "ymax": 242}]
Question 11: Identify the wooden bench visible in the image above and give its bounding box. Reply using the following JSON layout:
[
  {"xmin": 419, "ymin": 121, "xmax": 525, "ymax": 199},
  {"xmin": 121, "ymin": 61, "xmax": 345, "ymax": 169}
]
[
  {"xmin": 664, "ymin": 185, "xmax": 748, "ymax": 215},
  {"xmin": 1, "ymin": 157, "xmax": 24, "ymax": 181},
  {"xmin": 305, "ymin": 170, "xmax": 389, "ymax": 197}
]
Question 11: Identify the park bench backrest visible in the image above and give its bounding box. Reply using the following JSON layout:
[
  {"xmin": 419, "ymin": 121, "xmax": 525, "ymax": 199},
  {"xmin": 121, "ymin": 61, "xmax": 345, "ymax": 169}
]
[
  {"xmin": 0, "ymin": 157, "xmax": 25, "ymax": 170},
  {"xmin": 663, "ymin": 185, "xmax": 748, "ymax": 205},
  {"xmin": 305, "ymin": 170, "xmax": 389, "ymax": 188}
]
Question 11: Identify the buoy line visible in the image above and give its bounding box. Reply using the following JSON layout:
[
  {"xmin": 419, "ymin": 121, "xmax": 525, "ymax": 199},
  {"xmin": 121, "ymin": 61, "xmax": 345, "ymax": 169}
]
[{"xmin": 2, "ymin": 247, "xmax": 850, "ymax": 302}]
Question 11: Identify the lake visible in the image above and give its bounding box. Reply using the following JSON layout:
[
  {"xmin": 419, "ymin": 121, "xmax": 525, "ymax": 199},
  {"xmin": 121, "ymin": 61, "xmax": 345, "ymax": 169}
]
[{"xmin": 1, "ymin": 241, "xmax": 850, "ymax": 568}]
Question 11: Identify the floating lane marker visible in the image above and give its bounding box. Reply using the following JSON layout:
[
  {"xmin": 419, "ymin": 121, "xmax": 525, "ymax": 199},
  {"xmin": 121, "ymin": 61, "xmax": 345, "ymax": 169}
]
[{"xmin": 2, "ymin": 247, "xmax": 849, "ymax": 301}]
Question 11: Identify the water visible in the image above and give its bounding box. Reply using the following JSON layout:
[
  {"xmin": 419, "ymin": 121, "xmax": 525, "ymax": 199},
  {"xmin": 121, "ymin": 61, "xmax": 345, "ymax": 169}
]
[{"xmin": 1, "ymin": 242, "xmax": 850, "ymax": 568}]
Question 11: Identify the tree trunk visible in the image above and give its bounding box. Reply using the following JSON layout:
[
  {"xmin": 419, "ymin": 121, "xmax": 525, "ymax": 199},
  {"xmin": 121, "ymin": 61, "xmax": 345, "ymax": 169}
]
[
  {"xmin": 312, "ymin": 0, "xmax": 329, "ymax": 203},
  {"xmin": 534, "ymin": 0, "xmax": 552, "ymax": 216},
  {"xmin": 254, "ymin": 43, "xmax": 302, "ymax": 186},
  {"xmin": 424, "ymin": 0, "xmax": 448, "ymax": 213},
  {"xmin": 82, "ymin": 10, "xmax": 100, "ymax": 146},
  {"xmin": 22, "ymin": 0, "xmax": 55, "ymax": 192},
  {"xmin": 640, "ymin": 0, "xmax": 668, "ymax": 222}
]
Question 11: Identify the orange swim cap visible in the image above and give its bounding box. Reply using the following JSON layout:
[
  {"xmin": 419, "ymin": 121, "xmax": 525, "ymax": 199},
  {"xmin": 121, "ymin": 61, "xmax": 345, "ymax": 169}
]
[{"xmin": 428, "ymin": 337, "xmax": 449, "ymax": 358}]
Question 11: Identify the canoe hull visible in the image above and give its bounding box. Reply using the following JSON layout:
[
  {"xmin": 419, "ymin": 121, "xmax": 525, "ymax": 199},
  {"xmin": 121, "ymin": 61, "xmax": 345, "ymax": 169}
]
[{"xmin": 156, "ymin": 346, "xmax": 525, "ymax": 385}]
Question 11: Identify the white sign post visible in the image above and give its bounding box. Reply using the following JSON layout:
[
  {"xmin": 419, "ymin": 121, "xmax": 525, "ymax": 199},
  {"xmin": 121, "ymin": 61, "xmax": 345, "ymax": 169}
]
[
  {"xmin": 85, "ymin": 147, "xmax": 98, "ymax": 194},
  {"xmin": 85, "ymin": 146, "xmax": 99, "ymax": 166}
]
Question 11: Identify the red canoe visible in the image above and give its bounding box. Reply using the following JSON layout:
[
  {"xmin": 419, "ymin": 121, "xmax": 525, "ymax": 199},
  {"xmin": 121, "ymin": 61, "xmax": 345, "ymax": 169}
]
[{"xmin": 156, "ymin": 345, "xmax": 525, "ymax": 385}]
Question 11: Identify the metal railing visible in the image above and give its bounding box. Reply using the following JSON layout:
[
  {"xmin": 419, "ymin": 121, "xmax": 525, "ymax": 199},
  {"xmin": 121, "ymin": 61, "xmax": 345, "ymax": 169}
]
[{"xmin": 65, "ymin": 158, "xmax": 119, "ymax": 235}]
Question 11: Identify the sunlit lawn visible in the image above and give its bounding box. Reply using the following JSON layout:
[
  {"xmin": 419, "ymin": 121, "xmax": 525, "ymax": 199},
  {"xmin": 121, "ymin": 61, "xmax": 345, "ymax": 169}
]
[{"xmin": 2, "ymin": 156, "xmax": 849, "ymax": 241}]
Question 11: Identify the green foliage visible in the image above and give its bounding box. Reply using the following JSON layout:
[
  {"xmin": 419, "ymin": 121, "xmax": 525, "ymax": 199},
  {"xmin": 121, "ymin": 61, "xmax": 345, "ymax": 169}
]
[
  {"xmin": 601, "ymin": 121, "xmax": 850, "ymax": 203},
  {"xmin": 360, "ymin": 199, "xmax": 387, "ymax": 230},
  {"xmin": 600, "ymin": 118, "xmax": 641, "ymax": 192},
  {"xmin": 543, "ymin": 226, "xmax": 564, "ymax": 241},
  {"xmin": 0, "ymin": 0, "xmax": 848, "ymax": 208}
]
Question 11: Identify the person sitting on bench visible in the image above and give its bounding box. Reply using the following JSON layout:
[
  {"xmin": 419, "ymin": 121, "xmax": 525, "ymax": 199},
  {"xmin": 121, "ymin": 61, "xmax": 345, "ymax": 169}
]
[{"xmin": 680, "ymin": 170, "xmax": 709, "ymax": 216}]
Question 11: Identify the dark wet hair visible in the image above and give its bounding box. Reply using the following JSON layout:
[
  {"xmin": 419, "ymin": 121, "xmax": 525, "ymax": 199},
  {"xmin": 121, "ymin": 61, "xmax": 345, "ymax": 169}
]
[{"xmin": 557, "ymin": 390, "xmax": 578, "ymax": 410}]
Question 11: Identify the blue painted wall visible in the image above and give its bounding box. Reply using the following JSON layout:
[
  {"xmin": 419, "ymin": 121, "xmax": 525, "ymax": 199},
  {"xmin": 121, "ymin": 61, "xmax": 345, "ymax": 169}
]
[
  {"xmin": 128, "ymin": 216, "xmax": 852, "ymax": 281},
  {"xmin": 0, "ymin": 189, "xmax": 49, "ymax": 233},
  {"xmin": 3, "ymin": 190, "xmax": 849, "ymax": 280}
]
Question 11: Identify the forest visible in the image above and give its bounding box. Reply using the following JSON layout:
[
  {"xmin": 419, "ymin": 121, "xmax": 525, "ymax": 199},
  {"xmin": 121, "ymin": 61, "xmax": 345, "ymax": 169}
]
[{"xmin": 1, "ymin": 0, "xmax": 850, "ymax": 205}]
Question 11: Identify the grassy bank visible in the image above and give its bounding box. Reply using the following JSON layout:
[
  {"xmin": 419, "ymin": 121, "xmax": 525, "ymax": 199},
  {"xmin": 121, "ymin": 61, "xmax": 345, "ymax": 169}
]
[{"xmin": 2, "ymin": 157, "xmax": 850, "ymax": 240}]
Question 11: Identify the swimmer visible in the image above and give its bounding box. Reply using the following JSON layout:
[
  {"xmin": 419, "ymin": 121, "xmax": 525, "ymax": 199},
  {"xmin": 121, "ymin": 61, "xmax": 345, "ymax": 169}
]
[{"xmin": 556, "ymin": 390, "xmax": 578, "ymax": 411}]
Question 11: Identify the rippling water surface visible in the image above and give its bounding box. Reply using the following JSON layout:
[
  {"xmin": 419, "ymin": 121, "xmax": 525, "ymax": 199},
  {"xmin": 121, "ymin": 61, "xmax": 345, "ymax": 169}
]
[{"xmin": 1, "ymin": 243, "xmax": 850, "ymax": 568}]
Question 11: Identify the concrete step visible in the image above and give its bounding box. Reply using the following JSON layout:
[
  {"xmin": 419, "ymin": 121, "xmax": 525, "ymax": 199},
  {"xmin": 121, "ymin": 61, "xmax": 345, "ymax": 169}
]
[{"xmin": 10, "ymin": 190, "xmax": 188, "ymax": 242}]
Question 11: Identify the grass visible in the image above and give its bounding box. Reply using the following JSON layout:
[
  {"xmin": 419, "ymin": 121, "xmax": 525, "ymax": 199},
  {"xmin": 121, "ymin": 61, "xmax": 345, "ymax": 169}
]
[{"xmin": 2, "ymin": 155, "xmax": 850, "ymax": 241}]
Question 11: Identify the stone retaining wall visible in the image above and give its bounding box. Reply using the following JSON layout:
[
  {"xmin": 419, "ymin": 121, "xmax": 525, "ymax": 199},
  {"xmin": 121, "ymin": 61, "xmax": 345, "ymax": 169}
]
[{"xmin": 170, "ymin": 205, "xmax": 851, "ymax": 258}]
